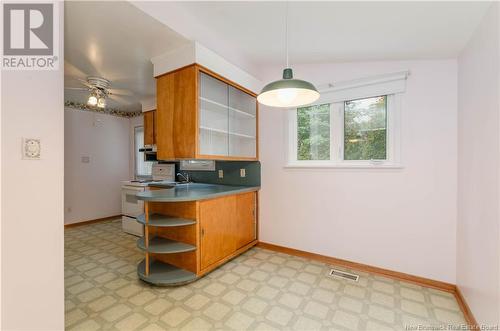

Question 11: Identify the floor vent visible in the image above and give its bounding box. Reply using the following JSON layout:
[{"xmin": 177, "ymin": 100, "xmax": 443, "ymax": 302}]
[{"xmin": 329, "ymin": 269, "xmax": 359, "ymax": 282}]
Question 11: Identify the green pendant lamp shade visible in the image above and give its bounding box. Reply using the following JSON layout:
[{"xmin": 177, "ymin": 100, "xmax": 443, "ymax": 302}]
[
  {"xmin": 257, "ymin": 68, "xmax": 320, "ymax": 108},
  {"xmin": 257, "ymin": 2, "xmax": 320, "ymax": 108}
]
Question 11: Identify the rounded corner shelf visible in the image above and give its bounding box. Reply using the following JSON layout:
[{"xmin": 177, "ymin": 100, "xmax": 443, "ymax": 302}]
[
  {"xmin": 136, "ymin": 213, "xmax": 196, "ymax": 227},
  {"xmin": 137, "ymin": 259, "xmax": 197, "ymax": 286},
  {"xmin": 137, "ymin": 237, "xmax": 196, "ymax": 254}
]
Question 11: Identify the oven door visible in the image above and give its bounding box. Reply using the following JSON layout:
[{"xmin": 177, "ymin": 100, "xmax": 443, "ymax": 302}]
[{"xmin": 121, "ymin": 185, "xmax": 145, "ymax": 217}]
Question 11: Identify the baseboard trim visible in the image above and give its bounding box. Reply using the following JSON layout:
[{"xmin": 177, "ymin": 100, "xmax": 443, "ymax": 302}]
[
  {"xmin": 257, "ymin": 241, "xmax": 477, "ymax": 326},
  {"xmin": 454, "ymin": 286, "xmax": 478, "ymax": 327},
  {"xmin": 64, "ymin": 215, "xmax": 121, "ymax": 228}
]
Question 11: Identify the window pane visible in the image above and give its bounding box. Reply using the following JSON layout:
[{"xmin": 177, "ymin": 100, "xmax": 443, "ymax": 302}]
[
  {"xmin": 344, "ymin": 96, "xmax": 387, "ymax": 160},
  {"xmin": 134, "ymin": 126, "xmax": 152, "ymax": 177},
  {"xmin": 297, "ymin": 103, "xmax": 330, "ymax": 160}
]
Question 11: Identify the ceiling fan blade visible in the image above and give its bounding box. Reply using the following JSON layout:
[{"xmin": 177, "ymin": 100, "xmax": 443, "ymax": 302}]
[
  {"xmin": 109, "ymin": 94, "xmax": 133, "ymax": 104},
  {"xmin": 108, "ymin": 88, "xmax": 134, "ymax": 96},
  {"xmin": 65, "ymin": 87, "xmax": 88, "ymax": 91},
  {"xmin": 77, "ymin": 78, "xmax": 93, "ymax": 89}
]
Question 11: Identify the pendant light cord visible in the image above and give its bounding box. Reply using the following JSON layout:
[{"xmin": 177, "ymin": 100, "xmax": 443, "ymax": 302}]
[{"xmin": 285, "ymin": 1, "xmax": 289, "ymax": 68}]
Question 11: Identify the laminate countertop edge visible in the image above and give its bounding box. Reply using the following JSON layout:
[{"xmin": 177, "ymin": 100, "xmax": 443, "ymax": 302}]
[{"xmin": 136, "ymin": 184, "xmax": 260, "ymax": 202}]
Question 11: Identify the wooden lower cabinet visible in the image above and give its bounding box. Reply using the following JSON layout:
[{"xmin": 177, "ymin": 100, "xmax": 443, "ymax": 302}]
[
  {"xmin": 144, "ymin": 191, "xmax": 257, "ymax": 282},
  {"xmin": 199, "ymin": 192, "xmax": 256, "ymax": 271}
]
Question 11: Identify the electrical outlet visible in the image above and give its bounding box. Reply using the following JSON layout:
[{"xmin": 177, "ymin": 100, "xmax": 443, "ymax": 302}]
[
  {"xmin": 218, "ymin": 169, "xmax": 224, "ymax": 178},
  {"xmin": 240, "ymin": 168, "xmax": 246, "ymax": 177},
  {"xmin": 22, "ymin": 138, "xmax": 41, "ymax": 160},
  {"xmin": 81, "ymin": 156, "xmax": 90, "ymax": 163}
]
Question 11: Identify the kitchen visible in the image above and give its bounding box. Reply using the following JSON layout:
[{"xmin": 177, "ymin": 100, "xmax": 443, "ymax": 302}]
[{"xmin": 45, "ymin": 0, "xmax": 497, "ymax": 329}]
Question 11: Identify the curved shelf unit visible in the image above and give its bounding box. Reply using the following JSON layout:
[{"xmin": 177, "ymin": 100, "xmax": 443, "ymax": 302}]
[
  {"xmin": 137, "ymin": 259, "xmax": 197, "ymax": 286},
  {"xmin": 137, "ymin": 237, "xmax": 196, "ymax": 254},
  {"xmin": 136, "ymin": 213, "xmax": 196, "ymax": 227}
]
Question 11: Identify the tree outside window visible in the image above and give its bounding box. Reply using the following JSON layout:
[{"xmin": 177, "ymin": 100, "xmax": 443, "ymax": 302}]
[{"xmin": 297, "ymin": 103, "xmax": 330, "ymax": 160}]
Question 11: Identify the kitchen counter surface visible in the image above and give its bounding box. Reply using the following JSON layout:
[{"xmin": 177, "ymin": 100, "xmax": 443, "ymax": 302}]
[{"xmin": 135, "ymin": 183, "xmax": 259, "ymax": 202}]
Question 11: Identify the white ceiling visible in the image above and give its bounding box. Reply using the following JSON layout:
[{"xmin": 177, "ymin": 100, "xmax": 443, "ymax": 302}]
[
  {"xmin": 134, "ymin": 1, "xmax": 491, "ymax": 78},
  {"xmin": 64, "ymin": 1, "xmax": 188, "ymax": 112},
  {"xmin": 66, "ymin": 1, "xmax": 491, "ymax": 111}
]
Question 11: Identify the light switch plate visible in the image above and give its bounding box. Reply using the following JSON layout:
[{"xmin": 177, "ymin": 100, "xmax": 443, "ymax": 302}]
[
  {"xmin": 218, "ymin": 170, "xmax": 224, "ymax": 178},
  {"xmin": 22, "ymin": 138, "xmax": 41, "ymax": 160},
  {"xmin": 240, "ymin": 168, "xmax": 246, "ymax": 177}
]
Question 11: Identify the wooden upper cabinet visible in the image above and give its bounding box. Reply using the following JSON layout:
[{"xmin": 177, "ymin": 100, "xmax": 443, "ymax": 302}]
[
  {"xmin": 143, "ymin": 110, "xmax": 156, "ymax": 146},
  {"xmin": 156, "ymin": 64, "xmax": 258, "ymax": 160}
]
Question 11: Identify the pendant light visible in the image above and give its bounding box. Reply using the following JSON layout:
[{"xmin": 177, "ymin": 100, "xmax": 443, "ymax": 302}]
[{"xmin": 257, "ymin": 2, "xmax": 319, "ymax": 108}]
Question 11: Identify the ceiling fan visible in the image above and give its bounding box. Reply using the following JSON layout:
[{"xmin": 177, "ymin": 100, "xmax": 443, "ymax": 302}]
[{"xmin": 65, "ymin": 76, "xmax": 134, "ymax": 109}]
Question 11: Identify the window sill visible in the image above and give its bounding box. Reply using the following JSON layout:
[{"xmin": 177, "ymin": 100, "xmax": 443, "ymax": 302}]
[{"xmin": 284, "ymin": 162, "xmax": 403, "ymax": 169}]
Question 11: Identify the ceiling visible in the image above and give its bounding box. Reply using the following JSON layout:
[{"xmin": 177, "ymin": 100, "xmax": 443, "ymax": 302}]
[
  {"xmin": 134, "ymin": 1, "xmax": 491, "ymax": 78},
  {"xmin": 64, "ymin": 1, "xmax": 188, "ymax": 112},
  {"xmin": 66, "ymin": 1, "xmax": 491, "ymax": 111}
]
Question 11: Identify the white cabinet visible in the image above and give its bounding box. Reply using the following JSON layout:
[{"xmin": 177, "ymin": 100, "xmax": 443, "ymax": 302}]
[{"xmin": 198, "ymin": 72, "xmax": 257, "ymax": 158}]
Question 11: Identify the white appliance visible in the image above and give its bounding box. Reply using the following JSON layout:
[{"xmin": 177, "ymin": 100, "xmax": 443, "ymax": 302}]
[{"xmin": 121, "ymin": 164, "xmax": 175, "ymax": 236}]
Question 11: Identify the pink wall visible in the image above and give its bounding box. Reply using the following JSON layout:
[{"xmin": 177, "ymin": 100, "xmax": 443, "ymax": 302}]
[
  {"xmin": 259, "ymin": 60, "xmax": 458, "ymax": 283},
  {"xmin": 457, "ymin": 3, "xmax": 500, "ymax": 324},
  {"xmin": 64, "ymin": 108, "xmax": 131, "ymax": 224},
  {"xmin": 1, "ymin": 5, "xmax": 65, "ymax": 329}
]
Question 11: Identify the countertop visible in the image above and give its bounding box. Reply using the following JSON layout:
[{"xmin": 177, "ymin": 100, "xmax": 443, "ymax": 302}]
[{"xmin": 135, "ymin": 183, "xmax": 260, "ymax": 202}]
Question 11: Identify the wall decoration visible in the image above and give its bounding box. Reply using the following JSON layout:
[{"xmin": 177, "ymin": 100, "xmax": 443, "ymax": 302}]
[{"xmin": 64, "ymin": 101, "xmax": 142, "ymax": 118}]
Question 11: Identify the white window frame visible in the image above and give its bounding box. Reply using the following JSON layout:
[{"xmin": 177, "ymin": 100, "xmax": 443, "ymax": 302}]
[{"xmin": 286, "ymin": 94, "xmax": 402, "ymax": 169}]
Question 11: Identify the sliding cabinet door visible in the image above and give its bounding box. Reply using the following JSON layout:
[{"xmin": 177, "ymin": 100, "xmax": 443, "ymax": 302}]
[
  {"xmin": 228, "ymin": 86, "xmax": 257, "ymax": 158},
  {"xmin": 198, "ymin": 72, "xmax": 229, "ymax": 156}
]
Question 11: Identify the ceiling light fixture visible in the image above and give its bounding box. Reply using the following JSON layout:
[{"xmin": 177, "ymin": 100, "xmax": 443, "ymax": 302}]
[
  {"xmin": 87, "ymin": 92, "xmax": 98, "ymax": 107},
  {"xmin": 257, "ymin": 2, "xmax": 319, "ymax": 108},
  {"xmin": 97, "ymin": 97, "xmax": 106, "ymax": 108}
]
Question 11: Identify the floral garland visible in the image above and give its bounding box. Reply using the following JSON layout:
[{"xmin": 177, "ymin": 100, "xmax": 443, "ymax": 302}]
[{"xmin": 64, "ymin": 101, "xmax": 142, "ymax": 118}]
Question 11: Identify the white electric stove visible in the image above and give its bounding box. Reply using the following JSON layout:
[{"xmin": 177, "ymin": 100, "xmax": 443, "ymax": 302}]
[{"xmin": 121, "ymin": 164, "xmax": 175, "ymax": 236}]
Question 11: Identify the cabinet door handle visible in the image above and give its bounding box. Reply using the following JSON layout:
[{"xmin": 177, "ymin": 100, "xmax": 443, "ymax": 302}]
[{"xmin": 201, "ymin": 228, "xmax": 205, "ymax": 237}]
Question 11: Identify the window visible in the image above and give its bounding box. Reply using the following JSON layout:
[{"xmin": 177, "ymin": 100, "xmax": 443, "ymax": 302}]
[
  {"xmin": 288, "ymin": 94, "xmax": 400, "ymax": 168},
  {"xmin": 297, "ymin": 104, "xmax": 330, "ymax": 160},
  {"xmin": 134, "ymin": 126, "xmax": 152, "ymax": 177},
  {"xmin": 344, "ymin": 96, "xmax": 387, "ymax": 160}
]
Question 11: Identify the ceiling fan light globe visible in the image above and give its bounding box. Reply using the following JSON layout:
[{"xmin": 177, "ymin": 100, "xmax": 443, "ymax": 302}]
[
  {"xmin": 87, "ymin": 95, "xmax": 98, "ymax": 106},
  {"xmin": 97, "ymin": 97, "xmax": 106, "ymax": 108}
]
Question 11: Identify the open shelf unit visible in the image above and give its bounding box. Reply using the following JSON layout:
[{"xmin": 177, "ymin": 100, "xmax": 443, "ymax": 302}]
[
  {"xmin": 137, "ymin": 214, "xmax": 196, "ymax": 227},
  {"xmin": 137, "ymin": 259, "xmax": 197, "ymax": 286},
  {"xmin": 136, "ymin": 209, "xmax": 198, "ymax": 286},
  {"xmin": 137, "ymin": 237, "xmax": 196, "ymax": 254}
]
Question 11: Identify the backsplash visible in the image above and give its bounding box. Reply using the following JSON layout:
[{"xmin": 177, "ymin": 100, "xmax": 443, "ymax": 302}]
[{"xmin": 159, "ymin": 161, "xmax": 261, "ymax": 187}]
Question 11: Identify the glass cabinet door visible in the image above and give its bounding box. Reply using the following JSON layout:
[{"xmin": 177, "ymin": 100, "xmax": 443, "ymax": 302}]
[
  {"xmin": 228, "ymin": 86, "xmax": 257, "ymax": 158},
  {"xmin": 198, "ymin": 72, "xmax": 229, "ymax": 156}
]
